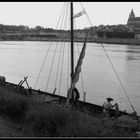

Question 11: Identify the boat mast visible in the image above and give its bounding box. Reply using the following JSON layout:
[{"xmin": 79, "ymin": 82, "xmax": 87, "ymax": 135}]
[{"xmin": 70, "ymin": 2, "xmax": 74, "ymax": 83}]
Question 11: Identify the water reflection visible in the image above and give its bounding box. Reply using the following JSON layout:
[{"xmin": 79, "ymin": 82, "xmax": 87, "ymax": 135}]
[
  {"xmin": 103, "ymin": 47, "xmax": 140, "ymax": 61},
  {"xmin": 105, "ymin": 48, "xmax": 140, "ymax": 54}
]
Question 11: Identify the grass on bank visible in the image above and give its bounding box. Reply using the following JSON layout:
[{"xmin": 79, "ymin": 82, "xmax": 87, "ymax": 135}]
[{"xmin": 0, "ymin": 86, "xmax": 136, "ymax": 137}]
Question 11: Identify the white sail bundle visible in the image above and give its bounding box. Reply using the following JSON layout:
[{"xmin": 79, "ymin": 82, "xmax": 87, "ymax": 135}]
[{"xmin": 66, "ymin": 35, "xmax": 87, "ymax": 105}]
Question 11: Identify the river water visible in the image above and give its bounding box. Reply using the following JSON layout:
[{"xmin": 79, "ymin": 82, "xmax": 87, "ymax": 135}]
[{"xmin": 0, "ymin": 41, "xmax": 140, "ymax": 114}]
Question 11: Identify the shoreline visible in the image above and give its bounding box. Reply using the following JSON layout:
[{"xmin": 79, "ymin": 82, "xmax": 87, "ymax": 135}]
[{"xmin": 0, "ymin": 36, "xmax": 140, "ymax": 45}]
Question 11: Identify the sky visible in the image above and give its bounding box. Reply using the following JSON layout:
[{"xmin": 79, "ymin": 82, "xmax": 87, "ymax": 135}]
[{"xmin": 0, "ymin": 2, "xmax": 140, "ymax": 29}]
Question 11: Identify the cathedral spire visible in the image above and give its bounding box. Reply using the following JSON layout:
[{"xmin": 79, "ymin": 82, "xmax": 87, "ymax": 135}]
[{"xmin": 129, "ymin": 9, "xmax": 135, "ymax": 19}]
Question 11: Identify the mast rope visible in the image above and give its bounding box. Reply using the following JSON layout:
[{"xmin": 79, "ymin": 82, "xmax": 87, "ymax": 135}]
[
  {"xmin": 45, "ymin": 3, "xmax": 68, "ymax": 93},
  {"xmin": 34, "ymin": 42, "xmax": 52, "ymax": 89},
  {"xmin": 53, "ymin": 3, "xmax": 69, "ymax": 94},
  {"xmin": 54, "ymin": 42, "xmax": 63, "ymax": 91},
  {"xmin": 80, "ymin": 2, "xmax": 94, "ymax": 27},
  {"xmin": 42, "ymin": 3, "xmax": 68, "ymax": 102},
  {"xmin": 34, "ymin": 2, "xmax": 67, "ymax": 89},
  {"xmin": 44, "ymin": 42, "xmax": 59, "ymax": 92},
  {"xmin": 58, "ymin": 42, "xmax": 65, "ymax": 95},
  {"xmin": 58, "ymin": 3, "xmax": 69, "ymax": 95}
]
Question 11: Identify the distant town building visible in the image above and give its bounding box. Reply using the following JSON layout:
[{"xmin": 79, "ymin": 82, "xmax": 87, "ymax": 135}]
[{"xmin": 127, "ymin": 9, "xmax": 140, "ymax": 33}]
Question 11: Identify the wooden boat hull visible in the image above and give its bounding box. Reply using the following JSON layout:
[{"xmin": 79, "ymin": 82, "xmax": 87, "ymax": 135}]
[
  {"xmin": 4, "ymin": 81, "xmax": 140, "ymax": 131},
  {"xmin": 4, "ymin": 81, "xmax": 130, "ymax": 115}
]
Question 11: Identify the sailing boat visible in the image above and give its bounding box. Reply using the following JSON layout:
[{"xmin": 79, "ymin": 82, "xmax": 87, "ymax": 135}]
[
  {"xmin": 34, "ymin": 2, "xmax": 140, "ymax": 130},
  {"xmin": 4, "ymin": 2, "xmax": 140, "ymax": 131}
]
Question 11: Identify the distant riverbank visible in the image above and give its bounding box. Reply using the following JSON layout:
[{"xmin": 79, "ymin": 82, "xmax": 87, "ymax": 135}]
[
  {"xmin": 0, "ymin": 35, "xmax": 140, "ymax": 45},
  {"xmin": 92, "ymin": 38, "xmax": 140, "ymax": 45}
]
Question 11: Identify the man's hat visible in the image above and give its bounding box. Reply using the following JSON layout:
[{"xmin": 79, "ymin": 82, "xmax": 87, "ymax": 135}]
[{"xmin": 106, "ymin": 97, "xmax": 113, "ymax": 101}]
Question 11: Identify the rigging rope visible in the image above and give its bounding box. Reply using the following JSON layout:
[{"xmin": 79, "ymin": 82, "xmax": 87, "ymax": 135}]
[
  {"xmin": 44, "ymin": 41, "xmax": 59, "ymax": 92},
  {"xmin": 58, "ymin": 42, "xmax": 66, "ymax": 95},
  {"xmin": 53, "ymin": 4, "xmax": 69, "ymax": 93},
  {"xmin": 66, "ymin": 3, "xmax": 70, "ymax": 90},
  {"xmin": 79, "ymin": 2, "xmax": 136, "ymax": 113},
  {"xmin": 66, "ymin": 3, "xmax": 70, "ymax": 91},
  {"xmin": 101, "ymin": 44, "xmax": 136, "ymax": 113},
  {"xmin": 67, "ymin": 42, "xmax": 70, "ymax": 90},
  {"xmin": 80, "ymin": 2, "xmax": 94, "ymax": 27},
  {"xmin": 54, "ymin": 42, "xmax": 63, "ymax": 91},
  {"xmin": 44, "ymin": 3, "xmax": 68, "ymax": 93},
  {"xmin": 35, "ymin": 2, "xmax": 136, "ymax": 114},
  {"xmin": 58, "ymin": 4, "xmax": 69, "ymax": 95},
  {"xmin": 34, "ymin": 41, "xmax": 53, "ymax": 89},
  {"xmin": 34, "ymin": 2, "xmax": 67, "ymax": 89},
  {"xmin": 101, "ymin": 44, "xmax": 139, "ymax": 129},
  {"xmin": 41, "ymin": 3, "xmax": 69, "ymax": 102},
  {"xmin": 66, "ymin": 6, "xmax": 70, "ymax": 90}
]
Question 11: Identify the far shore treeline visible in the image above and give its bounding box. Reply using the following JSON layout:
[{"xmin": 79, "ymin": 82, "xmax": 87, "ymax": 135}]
[{"xmin": 0, "ymin": 24, "xmax": 138, "ymax": 45}]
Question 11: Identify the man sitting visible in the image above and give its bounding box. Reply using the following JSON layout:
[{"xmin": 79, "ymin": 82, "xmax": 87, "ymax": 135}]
[{"xmin": 103, "ymin": 97, "xmax": 118, "ymax": 119}]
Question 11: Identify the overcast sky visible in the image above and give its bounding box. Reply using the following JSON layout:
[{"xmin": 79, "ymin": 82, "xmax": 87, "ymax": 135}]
[{"xmin": 0, "ymin": 2, "xmax": 140, "ymax": 29}]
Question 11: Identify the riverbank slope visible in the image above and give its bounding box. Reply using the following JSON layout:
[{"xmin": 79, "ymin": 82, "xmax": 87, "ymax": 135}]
[{"xmin": 0, "ymin": 84, "xmax": 137, "ymax": 137}]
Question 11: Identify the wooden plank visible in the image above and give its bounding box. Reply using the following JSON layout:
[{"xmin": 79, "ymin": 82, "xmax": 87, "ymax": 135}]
[
  {"xmin": 44, "ymin": 98, "xmax": 60, "ymax": 103},
  {"xmin": 24, "ymin": 77, "xmax": 30, "ymax": 89},
  {"xmin": 18, "ymin": 80, "xmax": 22, "ymax": 85},
  {"xmin": 20, "ymin": 76, "xmax": 28, "ymax": 86}
]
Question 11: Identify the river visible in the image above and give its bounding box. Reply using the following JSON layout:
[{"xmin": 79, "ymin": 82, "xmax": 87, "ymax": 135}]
[{"xmin": 0, "ymin": 41, "xmax": 140, "ymax": 114}]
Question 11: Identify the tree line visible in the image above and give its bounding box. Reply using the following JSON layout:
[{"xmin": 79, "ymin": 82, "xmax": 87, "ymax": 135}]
[{"xmin": 0, "ymin": 24, "xmax": 136, "ymax": 39}]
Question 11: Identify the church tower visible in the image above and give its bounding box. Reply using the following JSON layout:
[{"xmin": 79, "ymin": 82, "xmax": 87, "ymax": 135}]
[
  {"xmin": 127, "ymin": 9, "xmax": 140, "ymax": 34},
  {"xmin": 129, "ymin": 9, "xmax": 135, "ymax": 19},
  {"xmin": 127, "ymin": 9, "xmax": 136, "ymax": 27}
]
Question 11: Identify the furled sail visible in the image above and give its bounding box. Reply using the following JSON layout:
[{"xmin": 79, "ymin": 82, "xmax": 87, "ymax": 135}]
[{"xmin": 65, "ymin": 33, "xmax": 88, "ymax": 106}]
